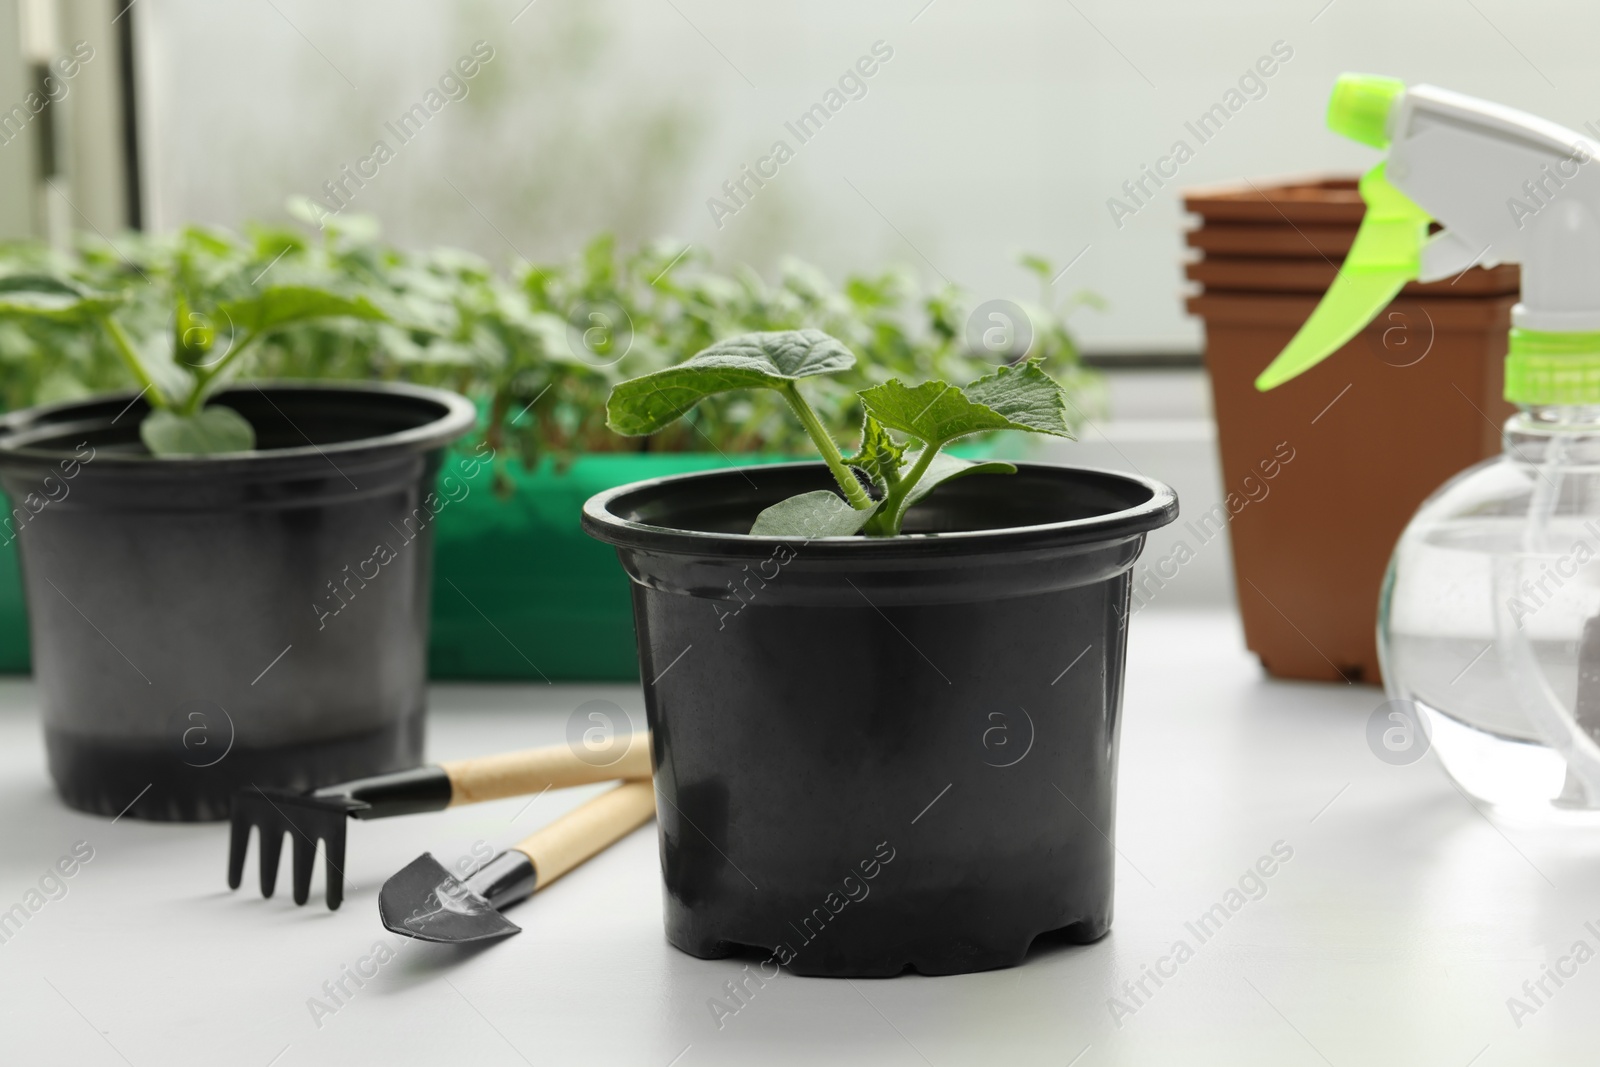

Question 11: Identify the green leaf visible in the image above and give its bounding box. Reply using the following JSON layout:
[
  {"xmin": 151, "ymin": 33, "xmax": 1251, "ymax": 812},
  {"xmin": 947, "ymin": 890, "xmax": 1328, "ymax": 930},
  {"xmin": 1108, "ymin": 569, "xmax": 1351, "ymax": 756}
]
[
  {"xmin": 37, "ymin": 369, "xmax": 91, "ymax": 405},
  {"xmin": 849, "ymin": 413, "xmax": 905, "ymax": 493},
  {"xmin": 962, "ymin": 360, "xmax": 1077, "ymax": 439},
  {"xmin": 0, "ymin": 290, "xmax": 94, "ymax": 318},
  {"xmin": 127, "ymin": 327, "xmax": 196, "ymax": 405},
  {"xmin": 140, "ymin": 405, "xmax": 256, "ymax": 456},
  {"xmin": 1019, "ymin": 254, "xmax": 1053, "ymax": 281},
  {"xmin": 861, "ymin": 451, "xmax": 1018, "ymax": 536},
  {"xmin": 174, "ymin": 292, "xmax": 216, "ymax": 368},
  {"xmin": 860, "ymin": 361, "xmax": 1076, "ymax": 449},
  {"xmin": 857, "ymin": 379, "xmax": 1014, "ymax": 448},
  {"xmin": 0, "ymin": 275, "xmax": 123, "ymax": 322},
  {"xmin": 0, "ymin": 273, "xmax": 81, "ymax": 296},
  {"xmin": 749, "ymin": 490, "xmax": 878, "ymax": 538},
  {"xmin": 217, "ymin": 286, "xmax": 386, "ymax": 337},
  {"xmin": 285, "ymin": 195, "xmax": 327, "ymax": 229},
  {"xmin": 903, "ymin": 452, "xmax": 1017, "ymax": 509},
  {"xmin": 606, "ymin": 329, "xmax": 855, "ymax": 436}
]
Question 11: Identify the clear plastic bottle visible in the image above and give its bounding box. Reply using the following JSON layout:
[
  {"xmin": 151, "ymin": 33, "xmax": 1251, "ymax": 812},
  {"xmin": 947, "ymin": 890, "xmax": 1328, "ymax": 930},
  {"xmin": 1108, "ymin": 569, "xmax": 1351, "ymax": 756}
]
[{"xmin": 1380, "ymin": 407, "xmax": 1600, "ymax": 815}]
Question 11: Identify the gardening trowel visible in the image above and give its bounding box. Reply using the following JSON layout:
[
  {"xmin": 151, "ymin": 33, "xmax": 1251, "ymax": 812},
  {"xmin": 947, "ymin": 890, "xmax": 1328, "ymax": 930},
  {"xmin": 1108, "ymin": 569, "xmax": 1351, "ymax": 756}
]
[
  {"xmin": 380, "ymin": 779, "xmax": 656, "ymax": 943},
  {"xmin": 229, "ymin": 736, "xmax": 651, "ymax": 909}
]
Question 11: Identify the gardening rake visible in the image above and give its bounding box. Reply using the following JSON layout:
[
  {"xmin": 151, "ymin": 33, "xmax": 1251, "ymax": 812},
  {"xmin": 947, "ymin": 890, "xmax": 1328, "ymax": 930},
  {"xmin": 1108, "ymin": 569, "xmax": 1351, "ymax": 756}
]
[{"xmin": 228, "ymin": 736, "xmax": 652, "ymax": 909}]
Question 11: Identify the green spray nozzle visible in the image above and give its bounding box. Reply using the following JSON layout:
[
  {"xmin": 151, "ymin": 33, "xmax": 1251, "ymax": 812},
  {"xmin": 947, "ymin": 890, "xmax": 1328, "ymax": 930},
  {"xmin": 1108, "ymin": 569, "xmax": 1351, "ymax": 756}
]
[
  {"xmin": 1327, "ymin": 73, "xmax": 1404, "ymax": 149},
  {"xmin": 1254, "ymin": 162, "xmax": 1431, "ymax": 391}
]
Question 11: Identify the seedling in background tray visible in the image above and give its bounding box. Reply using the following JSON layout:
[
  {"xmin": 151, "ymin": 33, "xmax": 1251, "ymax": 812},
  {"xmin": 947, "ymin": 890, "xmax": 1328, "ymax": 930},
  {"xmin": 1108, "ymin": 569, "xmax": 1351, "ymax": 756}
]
[{"xmin": 605, "ymin": 329, "xmax": 1078, "ymax": 537}]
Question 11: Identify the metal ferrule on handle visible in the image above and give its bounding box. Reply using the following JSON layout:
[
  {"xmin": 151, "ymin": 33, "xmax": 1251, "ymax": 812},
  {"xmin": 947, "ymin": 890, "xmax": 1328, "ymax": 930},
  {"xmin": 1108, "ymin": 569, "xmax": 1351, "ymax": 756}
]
[
  {"xmin": 459, "ymin": 780, "xmax": 657, "ymax": 912},
  {"xmin": 464, "ymin": 850, "xmax": 539, "ymax": 910}
]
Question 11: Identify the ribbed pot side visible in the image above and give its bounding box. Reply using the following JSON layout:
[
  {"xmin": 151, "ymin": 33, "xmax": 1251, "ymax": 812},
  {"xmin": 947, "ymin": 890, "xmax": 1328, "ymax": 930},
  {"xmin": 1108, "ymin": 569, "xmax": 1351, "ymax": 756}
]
[{"xmin": 585, "ymin": 461, "xmax": 1177, "ymax": 977}]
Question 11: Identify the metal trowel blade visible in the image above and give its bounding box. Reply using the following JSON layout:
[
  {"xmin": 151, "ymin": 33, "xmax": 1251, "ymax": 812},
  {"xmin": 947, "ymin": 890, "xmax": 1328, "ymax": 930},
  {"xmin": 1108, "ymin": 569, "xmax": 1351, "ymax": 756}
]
[{"xmin": 378, "ymin": 852, "xmax": 523, "ymax": 944}]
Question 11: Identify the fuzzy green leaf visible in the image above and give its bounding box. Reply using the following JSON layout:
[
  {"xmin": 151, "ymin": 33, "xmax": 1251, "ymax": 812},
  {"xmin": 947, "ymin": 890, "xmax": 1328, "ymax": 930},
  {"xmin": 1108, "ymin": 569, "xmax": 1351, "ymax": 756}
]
[
  {"xmin": 860, "ymin": 360, "xmax": 1077, "ymax": 449},
  {"xmin": 217, "ymin": 286, "xmax": 386, "ymax": 337},
  {"xmin": 606, "ymin": 329, "xmax": 855, "ymax": 436},
  {"xmin": 849, "ymin": 413, "xmax": 905, "ymax": 492},
  {"xmin": 857, "ymin": 379, "xmax": 1013, "ymax": 448},
  {"xmin": 962, "ymin": 360, "xmax": 1077, "ymax": 439},
  {"xmin": 749, "ymin": 490, "xmax": 878, "ymax": 538},
  {"xmin": 140, "ymin": 406, "xmax": 256, "ymax": 456},
  {"xmin": 903, "ymin": 452, "xmax": 1017, "ymax": 508},
  {"xmin": 862, "ymin": 451, "xmax": 1018, "ymax": 536}
]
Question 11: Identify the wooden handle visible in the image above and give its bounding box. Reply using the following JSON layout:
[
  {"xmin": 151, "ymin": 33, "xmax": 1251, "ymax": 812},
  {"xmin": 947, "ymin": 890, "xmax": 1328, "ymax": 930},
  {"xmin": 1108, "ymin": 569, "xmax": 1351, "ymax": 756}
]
[
  {"xmin": 514, "ymin": 780, "xmax": 656, "ymax": 890},
  {"xmin": 440, "ymin": 736, "xmax": 652, "ymax": 806}
]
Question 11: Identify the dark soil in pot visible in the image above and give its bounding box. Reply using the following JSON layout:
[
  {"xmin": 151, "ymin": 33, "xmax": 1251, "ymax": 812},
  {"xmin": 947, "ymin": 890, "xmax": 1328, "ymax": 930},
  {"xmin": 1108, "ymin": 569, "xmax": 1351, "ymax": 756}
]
[
  {"xmin": 0, "ymin": 382, "xmax": 476, "ymax": 821},
  {"xmin": 584, "ymin": 461, "xmax": 1177, "ymax": 977}
]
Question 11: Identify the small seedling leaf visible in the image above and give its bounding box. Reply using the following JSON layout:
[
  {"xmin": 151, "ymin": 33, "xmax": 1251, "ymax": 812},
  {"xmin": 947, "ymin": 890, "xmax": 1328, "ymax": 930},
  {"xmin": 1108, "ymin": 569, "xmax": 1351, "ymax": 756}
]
[
  {"xmin": 607, "ymin": 329, "xmax": 855, "ymax": 435},
  {"xmin": 1019, "ymin": 254, "xmax": 1054, "ymax": 281},
  {"xmin": 140, "ymin": 406, "xmax": 256, "ymax": 456},
  {"xmin": 749, "ymin": 490, "xmax": 878, "ymax": 538},
  {"xmin": 903, "ymin": 452, "xmax": 1018, "ymax": 509},
  {"xmin": 961, "ymin": 360, "xmax": 1076, "ymax": 439},
  {"xmin": 857, "ymin": 379, "xmax": 1015, "ymax": 448},
  {"xmin": 849, "ymin": 413, "xmax": 905, "ymax": 492},
  {"xmin": 218, "ymin": 286, "xmax": 387, "ymax": 336}
]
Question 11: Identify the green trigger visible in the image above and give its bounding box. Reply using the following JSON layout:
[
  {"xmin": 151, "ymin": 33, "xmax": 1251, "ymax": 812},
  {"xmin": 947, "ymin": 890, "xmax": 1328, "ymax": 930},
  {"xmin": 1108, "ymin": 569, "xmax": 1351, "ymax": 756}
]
[{"xmin": 1254, "ymin": 163, "xmax": 1430, "ymax": 391}]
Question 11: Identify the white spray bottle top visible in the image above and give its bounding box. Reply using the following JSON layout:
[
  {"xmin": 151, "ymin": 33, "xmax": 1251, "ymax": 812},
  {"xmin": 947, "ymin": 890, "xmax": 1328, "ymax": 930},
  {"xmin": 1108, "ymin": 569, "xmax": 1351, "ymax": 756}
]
[{"xmin": 1257, "ymin": 74, "xmax": 1600, "ymax": 402}]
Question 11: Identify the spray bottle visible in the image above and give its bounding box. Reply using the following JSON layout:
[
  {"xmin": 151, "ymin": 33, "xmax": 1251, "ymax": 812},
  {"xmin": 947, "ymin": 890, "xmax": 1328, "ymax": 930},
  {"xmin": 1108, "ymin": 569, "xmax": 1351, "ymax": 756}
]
[{"xmin": 1258, "ymin": 74, "xmax": 1600, "ymax": 815}]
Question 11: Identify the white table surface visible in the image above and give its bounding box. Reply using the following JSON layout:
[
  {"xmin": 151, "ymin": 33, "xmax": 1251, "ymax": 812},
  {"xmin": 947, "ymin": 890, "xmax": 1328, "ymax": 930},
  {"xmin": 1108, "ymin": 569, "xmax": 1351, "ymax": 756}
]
[{"xmin": 0, "ymin": 608, "xmax": 1591, "ymax": 1066}]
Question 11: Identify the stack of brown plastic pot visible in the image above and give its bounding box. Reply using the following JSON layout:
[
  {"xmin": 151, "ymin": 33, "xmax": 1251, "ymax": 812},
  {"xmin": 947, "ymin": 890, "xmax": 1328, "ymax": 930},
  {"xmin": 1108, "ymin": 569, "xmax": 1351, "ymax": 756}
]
[{"xmin": 1184, "ymin": 176, "xmax": 1519, "ymax": 685}]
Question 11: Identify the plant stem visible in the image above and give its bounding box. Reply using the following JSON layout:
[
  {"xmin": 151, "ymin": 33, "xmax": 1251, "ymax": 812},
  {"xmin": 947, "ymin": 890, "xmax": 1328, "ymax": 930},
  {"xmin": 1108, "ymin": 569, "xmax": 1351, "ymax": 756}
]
[
  {"xmin": 99, "ymin": 316, "xmax": 169, "ymax": 410},
  {"xmin": 865, "ymin": 442, "xmax": 941, "ymax": 536},
  {"xmin": 780, "ymin": 381, "xmax": 873, "ymax": 510},
  {"xmin": 182, "ymin": 329, "xmax": 260, "ymax": 414}
]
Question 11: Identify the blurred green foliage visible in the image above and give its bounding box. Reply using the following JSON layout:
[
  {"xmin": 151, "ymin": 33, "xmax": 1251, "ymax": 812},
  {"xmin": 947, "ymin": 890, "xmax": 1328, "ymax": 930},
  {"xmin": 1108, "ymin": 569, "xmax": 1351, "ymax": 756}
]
[{"xmin": 0, "ymin": 213, "xmax": 1101, "ymax": 482}]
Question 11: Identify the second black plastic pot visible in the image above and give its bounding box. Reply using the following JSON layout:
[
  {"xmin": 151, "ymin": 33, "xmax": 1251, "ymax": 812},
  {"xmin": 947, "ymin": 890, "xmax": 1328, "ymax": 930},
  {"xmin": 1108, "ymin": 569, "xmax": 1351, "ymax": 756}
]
[
  {"xmin": 0, "ymin": 382, "xmax": 476, "ymax": 821},
  {"xmin": 584, "ymin": 461, "xmax": 1178, "ymax": 977}
]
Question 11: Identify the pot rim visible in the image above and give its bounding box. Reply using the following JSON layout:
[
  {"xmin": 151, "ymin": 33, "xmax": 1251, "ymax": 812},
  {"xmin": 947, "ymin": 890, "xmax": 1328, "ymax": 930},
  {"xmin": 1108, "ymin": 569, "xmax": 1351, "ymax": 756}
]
[
  {"xmin": 0, "ymin": 380, "xmax": 478, "ymax": 470},
  {"xmin": 583, "ymin": 460, "xmax": 1179, "ymax": 557}
]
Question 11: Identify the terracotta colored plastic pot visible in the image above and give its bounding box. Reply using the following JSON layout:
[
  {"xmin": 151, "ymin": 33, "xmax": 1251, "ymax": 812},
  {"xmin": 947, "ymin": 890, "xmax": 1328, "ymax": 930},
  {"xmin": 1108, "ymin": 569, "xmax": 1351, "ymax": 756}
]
[{"xmin": 1184, "ymin": 176, "xmax": 1518, "ymax": 684}]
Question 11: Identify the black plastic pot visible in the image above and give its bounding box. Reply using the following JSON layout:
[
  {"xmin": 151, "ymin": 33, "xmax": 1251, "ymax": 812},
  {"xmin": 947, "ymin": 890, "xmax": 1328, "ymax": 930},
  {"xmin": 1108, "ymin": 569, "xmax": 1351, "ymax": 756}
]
[
  {"xmin": 584, "ymin": 461, "xmax": 1178, "ymax": 977},
  {"xmin": 0, "ymin": 382, "xmax": 476, "ymax": 821}
]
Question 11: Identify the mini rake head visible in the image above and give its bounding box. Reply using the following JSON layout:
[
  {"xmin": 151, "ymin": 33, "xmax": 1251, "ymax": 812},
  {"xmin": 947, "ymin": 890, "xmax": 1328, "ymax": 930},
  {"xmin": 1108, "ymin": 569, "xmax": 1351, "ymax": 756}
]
[{"xmin": 228, "ymin": 788, "xmax": 364, "ymax": 909}]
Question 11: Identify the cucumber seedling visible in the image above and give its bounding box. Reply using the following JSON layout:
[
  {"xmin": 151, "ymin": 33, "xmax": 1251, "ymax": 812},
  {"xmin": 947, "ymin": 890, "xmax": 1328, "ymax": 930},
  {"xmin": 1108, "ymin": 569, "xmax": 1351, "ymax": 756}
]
[
  {"xmin": 0, "ymin": 272, "xmax": 384, "ymax": 455},
  {"xmin": 605, "ymin": 328, "xmax": 1078, "ymax": 537}
]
